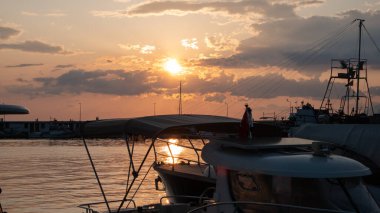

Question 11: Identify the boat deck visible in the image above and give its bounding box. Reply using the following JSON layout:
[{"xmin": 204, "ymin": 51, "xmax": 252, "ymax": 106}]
[{"xmin": 154, "ymin": 163, "xmax": 215, "ymax": 181}]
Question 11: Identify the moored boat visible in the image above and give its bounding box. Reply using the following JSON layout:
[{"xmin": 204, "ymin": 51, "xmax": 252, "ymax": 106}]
[
  {"xmin": 79, "ymin": 113, "xmax": 380, "ymax": 212},
  {"xmin": 199, "ymin": 137, "xmax": 379, "ymax": 213}
]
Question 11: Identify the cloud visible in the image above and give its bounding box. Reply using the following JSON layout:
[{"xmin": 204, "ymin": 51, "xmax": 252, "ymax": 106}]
[
  {"xmin": 9, "ymin": 69, "xmax": 156, "ymax": 96},
  {"xmin": 371, "ymin": 86, "xmax": 380, "ymax": 96},
  {"xmin": 184, "ymin": 71, "xmax": 234, "ymax": 94},
  {"xmin": 21, "ymin": 11, "xmax": 67, "ymax": 17},
  {"xmin": 140, "ymin": 45, "xmax": 156, "ymax": 54},
  {"xmin": 7, "ymin": 68, "xmax": 361, "ymax": 102},
  {"xmin": 181, "ymin": 38, "xmax": 198, "ymax": 50},
  {"xmin": 201, "ymin": 10, "xmax": 380, "ymax": 74},
  {"xmin": 55, "ymin": 64, "xmax": 75, "ymax": 69},
  {"xmin": 0, "ymin": 26, "xmax": 21, "ymax": 39},
  {"xmin": 16, "ymin": 78, "xmax": 29, "ymax": 83},
  {"xmin": 53, "ymin": 64, "xmax": 75, "ymax": 71},
  {"xmin": 92, "ymin": 0, "xmax": 296, "ymax": 20},
  {"xmin": 230, "ymin": 74, "xmax": 328, "ymax": 99},
  {"xmin": 118, "ymin": 44, "xmax": 140, "ymax": 50},
  {"xmin": 289, "ymin": 0, "xmax": 325, "ymax": 7},
  {"xmin": 374, "ymin": 103, "xmax": 380, "ymax": 113},
  {"xmin": 204, "ymin": 93, "xmax": 226, "ymax": 103},
  {"xmin": 0, "ymin": 40, "xmax": 72, "ymax": 54},
  {"xmin": 6, "ymin": 63, "xmax": 43, "ymax": 68},
  {"xmin": 118, "ymin": 43, "xmax": 156, "ymax": 54},
  {"xmin": 205, "ymin": 33, "xmax": 239, "ymax": 52}
]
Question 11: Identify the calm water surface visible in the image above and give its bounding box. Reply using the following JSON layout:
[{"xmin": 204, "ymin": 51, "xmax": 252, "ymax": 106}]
[{"xmin": 0, "ymin": 139, "xmax": 166, "ymax": 213}]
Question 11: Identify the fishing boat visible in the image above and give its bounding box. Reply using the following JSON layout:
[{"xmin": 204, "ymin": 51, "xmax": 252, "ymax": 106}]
[
  {"xmin": 288, "ymin": 19, "xmax": 380, "ymax": 205},
  {"xmin": 289, "ymin": 19, "xmax": 379, "ymax": 126}
]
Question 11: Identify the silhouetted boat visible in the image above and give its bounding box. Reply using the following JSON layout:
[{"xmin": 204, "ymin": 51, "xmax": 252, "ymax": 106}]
[{"xmin": 78, "ymin": 113, "xmax": 380, "ymax": 212}]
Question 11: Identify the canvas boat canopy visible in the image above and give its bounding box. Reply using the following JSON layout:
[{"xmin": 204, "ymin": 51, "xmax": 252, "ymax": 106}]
[
  {"xmin": 293, "ymin": 123, "xmax": 380, "ymax": 172},
  {"xmin": 84, "ymin": 114, "xmax": 240, "ymax": 138},
  {"xmin": 211, "ymin": 137, "xmax": 316, "ymax": 150},
  {"xmin": 202, "ymin": 139, "xmax": 371, "ymax": 178},
  {"xmin": 0, "ymin": 104, "xmax": 29, "ymax": 115}
]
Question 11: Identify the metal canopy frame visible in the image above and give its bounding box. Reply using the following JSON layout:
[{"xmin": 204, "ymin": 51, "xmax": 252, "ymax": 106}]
[{"xmin": 81, "ymin": 114, "xmax": 240, "ymax": 213}]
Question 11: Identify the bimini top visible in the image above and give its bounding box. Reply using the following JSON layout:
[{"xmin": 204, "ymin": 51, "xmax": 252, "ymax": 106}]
[
  {"xmin": 202, "ymin": 138, "xmax": 371, "ymax": 178},
  {"xmin": 294, "ymin": 123, "xmax": 380, "ymax": 172},
  {"xmin": 84, "ymin": 114, "xmax": 240, "ymax": 138},
  {"xmin": 0, "ymin": 104, "xmax": 29, "ymax": 115}
]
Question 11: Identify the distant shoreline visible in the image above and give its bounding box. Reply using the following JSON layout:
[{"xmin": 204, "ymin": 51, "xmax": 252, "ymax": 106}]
[{"xmin": 0, "ymin": 120, "xmax": 84, "ymax": 139}]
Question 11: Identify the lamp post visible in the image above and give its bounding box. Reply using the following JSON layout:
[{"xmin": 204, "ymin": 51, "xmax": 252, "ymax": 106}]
[
  {"xmin": 286, "ymin": 99, "xmax": 292, "ymax": 114},
  {"xmin": 163, "ymin": 58, "xmax": 183, "ymax": 115},
  {"xmin": 225, "ymin": 102, "xmax": 229, "ymax": 117},
  {"xmin": 79, "ymin": 102, "xmax": 82, "ymax": 122},
  {"xmin": 179, "ymin": 80, "xmax": 182, "ymax": 115}
]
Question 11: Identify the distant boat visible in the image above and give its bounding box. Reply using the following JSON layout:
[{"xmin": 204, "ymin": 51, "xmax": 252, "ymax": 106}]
[
  {"xmin": 289, "ymin": 19, "xmax": 379, "ymax": 125},
  {"xmin": 288, "ymin": 19, "xmax": 380, "ymax": 206}
]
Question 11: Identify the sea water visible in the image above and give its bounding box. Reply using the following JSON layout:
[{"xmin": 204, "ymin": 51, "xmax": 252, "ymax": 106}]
[{"xmin": 0, "ymin": 139, "xmax": 166, "ymax": 213}]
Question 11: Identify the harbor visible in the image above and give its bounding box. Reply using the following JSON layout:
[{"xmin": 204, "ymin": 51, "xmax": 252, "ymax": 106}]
[
  {"xmin": 0, "ymin": 139, "xmax": 164, "ymax": 213},
  {"xmin": 1, "ymin": 1, "xmax": 380, "ymax": 212},
  {"xmin": 0, "ymin": 120, "xmax": 83, "ymax": 139}
]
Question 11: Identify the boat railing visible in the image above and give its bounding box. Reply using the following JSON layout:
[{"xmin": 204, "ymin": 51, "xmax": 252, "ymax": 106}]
[
  {"xmin": 154, "ymin": 138, "xmax": 209, "ymax": 175},
  {"xmin": 78, "ymin": 199, "xmax": 136, "ymax": 213},
  {"xmin": 160, "ymin": 195, "xmax": 213, "ymax": 206},
  {"xmin": 0, "ymin": 187, "xmax": 5, "ymax": 213},
  {"xmin": 187, "ymin": 201, "xmax": 355, "ymax": 213},
  {"xmin": 155, "ymin": 152, "xmax": 204, "ymax": 165}
]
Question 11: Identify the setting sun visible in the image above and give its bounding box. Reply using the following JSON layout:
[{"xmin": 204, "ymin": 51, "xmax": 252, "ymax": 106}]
[
  {"xmin": 163, "ymin": 138, "xmax": 184, "ymax": 164},
  {"xmin": 163, "ymin": 58, "xmax": 182, "ymax": 75}
]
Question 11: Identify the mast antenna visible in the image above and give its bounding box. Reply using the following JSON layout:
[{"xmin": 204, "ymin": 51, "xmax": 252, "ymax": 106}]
[{"xmin": 355, "ymin": 19, "xmax": 365, "ymax": 115}]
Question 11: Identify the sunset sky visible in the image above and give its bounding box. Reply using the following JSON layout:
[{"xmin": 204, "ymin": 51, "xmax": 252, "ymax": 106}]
[{"xmin": 1, "ymin": 0, "xmax": 380, "ymax": 121}]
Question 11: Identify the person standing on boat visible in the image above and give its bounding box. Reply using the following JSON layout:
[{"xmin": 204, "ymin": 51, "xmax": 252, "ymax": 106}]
[{"xmin": 240, "ymin": 104, "xmax": 254, "ymax": 139}]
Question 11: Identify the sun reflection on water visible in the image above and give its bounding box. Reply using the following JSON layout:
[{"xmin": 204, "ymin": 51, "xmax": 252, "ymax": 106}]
[{"xmin": 163, "ymin": 138, "xmax": 184, "ymax": 164}]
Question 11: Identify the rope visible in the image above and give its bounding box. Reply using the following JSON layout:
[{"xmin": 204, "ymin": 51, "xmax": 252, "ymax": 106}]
[{"xmin": 125, "ymin": 162, "xmax": 154, "ymax": 209}]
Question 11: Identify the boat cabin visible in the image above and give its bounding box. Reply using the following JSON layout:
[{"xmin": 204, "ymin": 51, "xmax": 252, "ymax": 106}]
[{"xmin": 201, "ymin": 138, "xmax": 379, "ymax": 213}]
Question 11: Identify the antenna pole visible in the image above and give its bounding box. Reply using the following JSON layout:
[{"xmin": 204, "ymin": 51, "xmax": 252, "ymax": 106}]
[{"xmin": 356, "ymin": 19, "xmax": 364, "ymax": 115}]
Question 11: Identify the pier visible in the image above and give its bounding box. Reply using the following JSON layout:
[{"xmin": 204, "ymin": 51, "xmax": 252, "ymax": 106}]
[{"xmin": 0, "ymin": 120, "xmax": 83, "ymax": 139}]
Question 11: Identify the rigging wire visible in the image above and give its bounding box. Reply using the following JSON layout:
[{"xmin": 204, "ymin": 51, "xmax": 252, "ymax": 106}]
[
  {"xmin": 185, "ymin": 20, "xmax": 354, "ymax": 116},
  {"xmin": 125, "ymin": 162, "xmax": 154, "ymax": 209},
  {"xmin": 225, "ymin": 20, "xmax": 355, "ymax": 115},
  {"xmin": 221, "ymin": 21, "xmax": 357, "ymax": 117},
  {"xmin": 183, "ymin": 20, "xmax": 360, "ymax": 118},
  {"xmin": 262, "ymin": 24, "xmax": 354, "ymax": 103},
  {"xmin": 363, "ymin": 24, "xmax": 380, "ymax": 56}
]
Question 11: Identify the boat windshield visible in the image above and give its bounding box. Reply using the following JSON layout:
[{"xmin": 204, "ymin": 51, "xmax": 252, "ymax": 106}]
[{"xmin": 228, "ymin": 171, "xmax": 379, "ymax": 212}]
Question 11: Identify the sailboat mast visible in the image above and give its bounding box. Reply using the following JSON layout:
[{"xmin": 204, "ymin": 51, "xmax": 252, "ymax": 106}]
[{"xmin": 356, "ymin": 19, "xmax": 364, "ymax": 115}]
